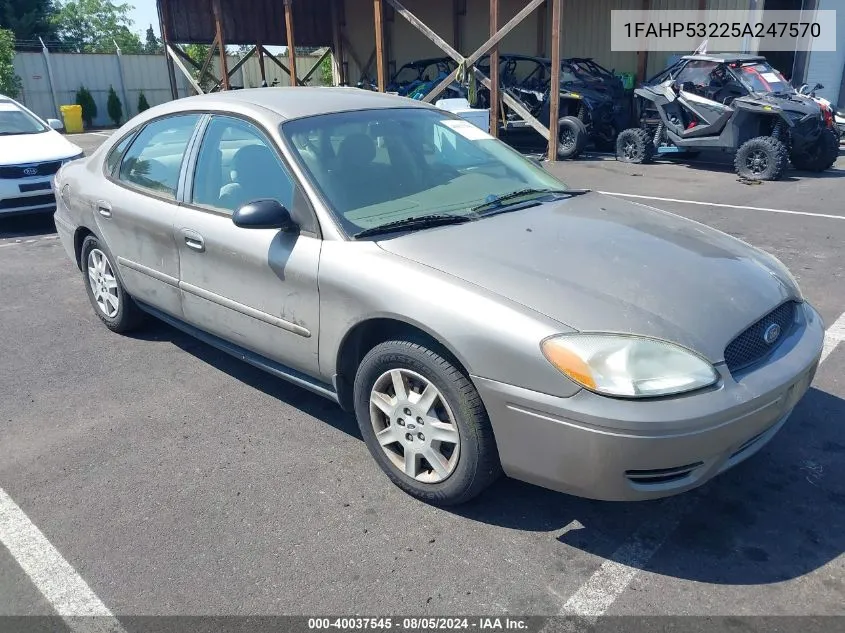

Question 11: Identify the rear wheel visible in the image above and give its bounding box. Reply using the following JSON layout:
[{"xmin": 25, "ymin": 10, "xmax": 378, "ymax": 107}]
[
  {"xmin": 790, "ymin": 128, "xmax": 839, "ymax": 172},
  {"xmin": 556, "ymin": 116, "xmax": 588, "ymax": 160},
  {"xmin": 80, "ymin": 235, "xmax": 144, "ymax": 333},
  {"xmin": 353, "ymin": 338, "xmax": 501, "ymax": 505},
  {"xmin": 616, "ymin": 128, "xmax": 655, "ymax": 164},
  {"xmin": 734, "ymin": 136, "xmax": 789, "ymax": 181}
]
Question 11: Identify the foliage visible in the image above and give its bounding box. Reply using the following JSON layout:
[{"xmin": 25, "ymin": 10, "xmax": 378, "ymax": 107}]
[
  {"xmin": 106, "ymin": 83, "xmax": 120, "ymax": 125},
  {"xmin": 0, "ymin": 0, "xmax": 58, "ymax": 42},
  {"xmin": 52, "ymin": 0, "xmax": 142, "ymax": 53},
  {"xmin": 137, "ymin": 90, "xmax": 148, "ymax": 112},
  {"xmin": 143, "ymin": 23, "xmax": 160, "ymax": 54},
  {"xmin": 0, "ymin": 27, "xmax": 22, "ymax": 97},
  {"xmin": 184, "ymin": 43, "xmax": 216, "ymax": 91},
  {"xmin": 74, "ymin": 84, "xmax": 96, "ymax": 126},
  {"xmin": 319, "ymin": 54, "xmax": 333, "ymax": 86}
]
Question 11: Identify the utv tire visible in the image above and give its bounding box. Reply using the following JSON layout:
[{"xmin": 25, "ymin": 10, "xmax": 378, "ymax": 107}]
[
  {"xmin": 616, "ymin": 128, "xmax": 655, "ymax": 164},
  {"xmin": 734, "ymin": 136, "xmax": 789, "ymax": 181},
  {"xmin": 80, "ymin": 235, "xmax": 144, "ymax": 333},
  {"xmin": 353, "ymin": 337, "xmax": 501, "ymax": 506},
  {"xmin": 790, "ymin": 128, "xmax": 839, "ymax": 172},
  {"xmin": 556, "ymin": 116, "xmax": 588, "ymax": 160}
]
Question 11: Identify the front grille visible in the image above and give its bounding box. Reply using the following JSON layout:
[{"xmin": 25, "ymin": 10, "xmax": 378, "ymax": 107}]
[
  {"xmin": 626, "ymin": 462, "xmax": 704, "ymax": 486},
  {"xmin": 19, "ymin": 182, "xmax": 52, "ymax": 193},
  {"xmin": 0, "ymin": 160, "xmax": 63, "ymax": 179},
  {"xmin": 724, "ymin": 301, "xmax": 798, "ymax": 374},
  {"xmin": 0, "ymin": 193, "xmax": 56, "ymax": 210}
]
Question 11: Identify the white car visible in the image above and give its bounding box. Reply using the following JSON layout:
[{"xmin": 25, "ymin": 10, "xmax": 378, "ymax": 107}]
[{"xmin": 0, "ymin": 95, "xmax": 84, "ymax": 216}]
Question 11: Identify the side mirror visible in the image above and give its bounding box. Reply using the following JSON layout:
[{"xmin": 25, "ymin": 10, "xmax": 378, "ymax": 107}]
[
  {"xmin": 232, "ymin": 199, "xmax": 297, "ymax": 231},
  {"xmin": 47, "ymin": 118, "xmax": 63, "ymax": 131},
  {"xmin": 813, "ymin": 83, "xmax": 824, "ymax": 91}
]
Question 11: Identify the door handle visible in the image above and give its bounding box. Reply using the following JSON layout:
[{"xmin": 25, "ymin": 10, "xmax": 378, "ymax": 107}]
[
  {"xmin": 181, "ymin": 229, "xmax": 205, "ymax": 252},
  {"xmin": 96, "ymin": 201, "xmax": 112, "ymax": 218}
]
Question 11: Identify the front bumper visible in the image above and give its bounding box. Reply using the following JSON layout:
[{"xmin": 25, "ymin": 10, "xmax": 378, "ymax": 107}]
[
  {"xmin": 474, "ymin": 302, "xmax": 824, "ymax": 501},
  {"xmin": 0, "ymin": 175, "xmax": 57, "ymax": 216}
]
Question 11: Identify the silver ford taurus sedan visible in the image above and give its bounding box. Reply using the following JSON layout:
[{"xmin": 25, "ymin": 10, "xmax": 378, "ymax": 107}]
[{"xmin": 54, "ymin": 88, "xmax": 823, "ymax": 505}]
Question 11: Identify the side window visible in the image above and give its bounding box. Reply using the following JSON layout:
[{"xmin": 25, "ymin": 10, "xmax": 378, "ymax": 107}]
[
  {"xmin": 118, "ymin": 114, "xmax": 200, "ymax": 199},
  {"xmin": 676, "ymin": 61, "xmax": 719, "ymax": 87},
  {"xmin": 105, "ymin": 132, "xmax": 136, "ymax": 176},
  {"xmin": 192, "ymin": 116, "xmax": 295, "ymax": 214}
]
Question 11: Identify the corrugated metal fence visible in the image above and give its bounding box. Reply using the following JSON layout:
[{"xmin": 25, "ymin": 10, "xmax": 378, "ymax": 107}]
[{"xmin": 13, "ymin": 51, "xmax": 329, "ymax": 127}]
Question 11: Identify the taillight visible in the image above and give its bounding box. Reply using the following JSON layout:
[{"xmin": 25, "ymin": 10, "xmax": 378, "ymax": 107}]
[{"xmin": 822, "ymin": 106, "xmax": 834, "ymax": 128}]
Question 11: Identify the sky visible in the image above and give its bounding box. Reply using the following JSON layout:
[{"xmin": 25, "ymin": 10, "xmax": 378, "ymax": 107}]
[{"xmin": 128, "ymin": 0, "xmax": 161, "ymax": 37}]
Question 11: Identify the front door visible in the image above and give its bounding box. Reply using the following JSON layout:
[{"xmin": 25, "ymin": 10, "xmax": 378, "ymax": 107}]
[
  {"xmin": 96, "ymin": 114, "xmax": 201, "ymax": 317},
  {"xmin": 174, "ymin": 114, "xmax": 321, "ymax": 376}
]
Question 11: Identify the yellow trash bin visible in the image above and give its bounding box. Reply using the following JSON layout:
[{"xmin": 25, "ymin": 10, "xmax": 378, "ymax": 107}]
[{"xmin": 59, "ymin": 105, "xmax": 84, "ymax": 134}]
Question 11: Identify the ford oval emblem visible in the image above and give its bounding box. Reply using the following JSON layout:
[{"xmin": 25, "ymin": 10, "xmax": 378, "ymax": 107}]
[
  {"xmin": 763, "ymin": 323, "xmax": 781, "ymax": 345},
  {"xmin": 23, "ymin": 167, "xmax": 38, "ymax": 176}
]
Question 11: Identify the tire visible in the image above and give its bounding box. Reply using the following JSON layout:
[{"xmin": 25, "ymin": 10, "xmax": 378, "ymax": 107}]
[
  {"xmin": 556, "ymin": 116, "xmax": 588, "ymax": 160},
  {"xmin": 790, "ymin": 128, "xmax": 839, "ymax": 172},
  {"xmin": 353, "ymin": 337, "xmax": 501, "ymax": 506},
  {"xmin": 616, "ymin": 128, "xmax": 655, "ymax": 164},
  {"xmin": 734, "ymin": 136, "xmax": 789, "ymax": 181},
  {"xmin": 80, "ymin": 235, "xmax": 144, "ymax": 333}
]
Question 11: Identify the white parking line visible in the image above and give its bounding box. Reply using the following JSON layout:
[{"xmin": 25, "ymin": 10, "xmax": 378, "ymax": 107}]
[
  {"xmin": 0, "ymin": 487, "xmax": 125, "ymax": 632},
  {"xmin": 598, "ymin": 192, "xmax": 845, "ymax": 221},
  {"xmin": 0, "ymin": 236, "xmax": 59, "ymax": 248},
  {"xmin": 560, "ymin": 310, "xmax": 845, "ymax": 619}
]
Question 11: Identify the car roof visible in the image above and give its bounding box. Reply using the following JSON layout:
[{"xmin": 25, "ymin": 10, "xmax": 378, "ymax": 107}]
[
  {"xmin": 149, "ymin": 87, "xmax": 435, "ymax": 121},
  {"xmin": 680, "ymin": 53, "xmax": 767, "ymax": 63}
]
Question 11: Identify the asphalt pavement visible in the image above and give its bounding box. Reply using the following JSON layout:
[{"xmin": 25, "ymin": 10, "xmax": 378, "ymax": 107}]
[{"xmin": 1, "ymin": 132, "xmax": 844, "ymax": 626}]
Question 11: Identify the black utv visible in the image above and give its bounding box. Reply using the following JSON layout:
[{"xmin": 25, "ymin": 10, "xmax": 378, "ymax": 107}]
[
  {"xmin": 475, "ymin": 54, "xmax": 630, "ymax": 158},
  {"xmin": 616, "ymin": 54, "xmax": 839, "ymax": 180}
]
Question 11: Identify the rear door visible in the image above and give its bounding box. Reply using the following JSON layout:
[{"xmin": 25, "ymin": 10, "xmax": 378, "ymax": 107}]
[
  {"xmin": 97, "ymin": 114, "xmax": 201, "ymax": 317},
  {"xmin": 174, "ymin": 114, "xmax": 322, "ymax": 375}
]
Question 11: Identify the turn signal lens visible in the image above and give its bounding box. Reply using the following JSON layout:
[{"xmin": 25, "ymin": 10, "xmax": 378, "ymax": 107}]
[{"xmin": 541, "ymin": 334, "xmax": 719, "ymax": 398}]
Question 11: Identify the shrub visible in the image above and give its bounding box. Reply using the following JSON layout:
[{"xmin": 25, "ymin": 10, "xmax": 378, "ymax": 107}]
[
  {"xmin": 107, "ymin": 85, "xmax": 123, "ymax": 126},
  {"xmin": 0, "ymin": 29, "xmax": 22, "ymax": 98},
  {"xmin": 137, "ymin": 91, "xmax": 150, "ymax": 112},
  {"xmin": 75, "ymin": 86, "xmax": 97, "ymax": 127}
]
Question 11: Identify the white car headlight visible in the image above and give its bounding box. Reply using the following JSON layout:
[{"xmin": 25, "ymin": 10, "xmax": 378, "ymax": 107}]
[{"xmin": 541, "ymin": 334, "xmax": 719, "ymax": 398}]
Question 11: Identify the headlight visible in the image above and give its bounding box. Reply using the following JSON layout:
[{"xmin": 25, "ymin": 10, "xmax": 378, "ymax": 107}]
[
  {"xmin": 62, "ymin": 152, "xmax": 84, "ymax": 165},
  {"xmin": 541, "ymin": 334, "xmax": 718, "ymax": 398}
]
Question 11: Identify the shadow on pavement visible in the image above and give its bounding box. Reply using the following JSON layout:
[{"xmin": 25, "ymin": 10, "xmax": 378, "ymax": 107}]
[{"xmin": 0, "ymin": 213, "xmax": 57, "ymax": 239}]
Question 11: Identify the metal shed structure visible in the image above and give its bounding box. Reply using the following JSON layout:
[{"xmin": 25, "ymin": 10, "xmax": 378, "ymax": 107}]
[{"xmin": 156, "ymin": 0, "xmax": 760, "ymax": 160}]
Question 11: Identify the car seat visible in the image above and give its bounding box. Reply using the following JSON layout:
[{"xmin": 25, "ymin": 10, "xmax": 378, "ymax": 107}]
[{"xmin": 219, "ymin": 144, "xmax": 291, "ymax": 211}]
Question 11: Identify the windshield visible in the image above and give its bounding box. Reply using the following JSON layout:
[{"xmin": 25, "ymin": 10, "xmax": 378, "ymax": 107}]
[
  {"xmin": 281, "ymin": 108, "xmax": 567, "ymax": 237},
  {"xmin": 0, "ymin": 102, "xmax": 48, "ymax": 135},
  {"xmin": 731, "ymin": 62, "xmax": 791, "ymax": 94}
]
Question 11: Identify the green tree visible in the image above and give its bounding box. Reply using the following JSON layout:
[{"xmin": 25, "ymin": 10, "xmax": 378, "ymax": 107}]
[
  {"xmin": 319, "ymin": 54, "xmax": 332, "ymax": 86},
  {"xmin": 0, "ymin": 27, "xmax": 22, "ymax": 97},
  {"xmin": 0, "ymin": 0, "xmax": 58, "ymax": 42},
  {"xmin": 106, "ymin": 84, "xmax": 121, "ymax": 125},
  {"xmin": 137, "ymin": 90, "xmax": 148, "ymax": 112},
  {"xmin": 52, "ymin": 0, "xmax": 142, "ymax": 53},
  {"xmin": 143, "ymin": 23, "xmax": 160, "ymax": 54},
  {"xmin": 75, "ymin": 84, "xmax": 96, "ymax": 126},
  {"xmin": 184, "ymin": 43, "xmax": 215, "ymax": 91}
]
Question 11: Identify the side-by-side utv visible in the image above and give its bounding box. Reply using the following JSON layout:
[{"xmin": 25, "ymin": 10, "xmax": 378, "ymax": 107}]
[{"xmin": 616, "ymin": 54, "xmax": 839, "ymax": 180}]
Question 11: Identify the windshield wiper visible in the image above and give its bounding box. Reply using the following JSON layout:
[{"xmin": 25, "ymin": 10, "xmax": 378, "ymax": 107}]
[
  {"xmin": 471, "ymin": 188, "xmax": 589, "ymax": 214},
  {"xmin": 353, "ymin": 214, "xmax": 473, "ymax": 239}
]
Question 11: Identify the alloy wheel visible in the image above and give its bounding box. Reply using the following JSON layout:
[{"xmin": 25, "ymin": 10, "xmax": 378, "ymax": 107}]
[
  {"xmin": 87, "ymin": 248, "xmax": 119, "ymax": 318},
  {"xmin": 368, "ymin": 368, "xmax": 460, "ymax": 483},
  {"xmin": 746, "ymin": 149, "xmax": 769, "ymax": 175},
  {"xmin": 623, "ymin": 140, "xmax": 639, "ymax": 160}
]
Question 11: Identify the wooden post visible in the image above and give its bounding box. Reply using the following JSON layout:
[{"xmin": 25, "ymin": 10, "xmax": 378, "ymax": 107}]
[
  {"xmin": 331, "ymin": 0, "xmax": 344, "ymax": 85},
  {"xmin": 547, "ymin": 0, "xmax": 561, "ymax": 161},
  {"xmin": 211, "ymin": 0, "xmax": 229, "ymax": 90},
  {"xmin": 284, "ymin": 0, "xmax": 298, "ymax": 85},
  {"xmin": 373, "ymin": 0, "xmax": 387, "ymax": 91},
  {"xmin": 257, "ymin": 41, "xmax": 266, "ymax": 84},
  {"xmin": 636, "ymin": 0, "xmax": 651, "ymax": 84},
  {"xmin": 489, "ymin": 0, "xmax": 499, "ymax": 138},
  {"xmin": 158, "ymin": 0, "xmax": 179, "ymax": 99}
]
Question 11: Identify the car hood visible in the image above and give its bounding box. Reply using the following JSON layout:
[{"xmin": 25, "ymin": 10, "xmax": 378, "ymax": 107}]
[
  {"xmin": 0, "ymin": 130, "xmax": 82, "ymax": 166},
  {"xmin": 376, "ymin": 193, "xmax": 801, "ymax": 364},
  {"xmin": 742, "ymin": 91, "xmax": 821, "ymax": 116}
]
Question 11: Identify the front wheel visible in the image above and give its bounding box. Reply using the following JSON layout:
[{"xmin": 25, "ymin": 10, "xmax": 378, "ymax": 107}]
[
  {"xmin": 353, "ymin": 338, "xmax": 501, "ymax": 505},
  {"xmin": 556, "ymin": 116, "xmax": 588, "ymax": 160},
  {"xmin": 734, "ymin": 136, "xmax": 788, "ymax": 181},
  {"xmin": 790, "ymin": 128, "xmax": 839, "ymax": 172},
  {"xmin": 616, "ymin": 128, "xmax": 655, "ymax": 164}
]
